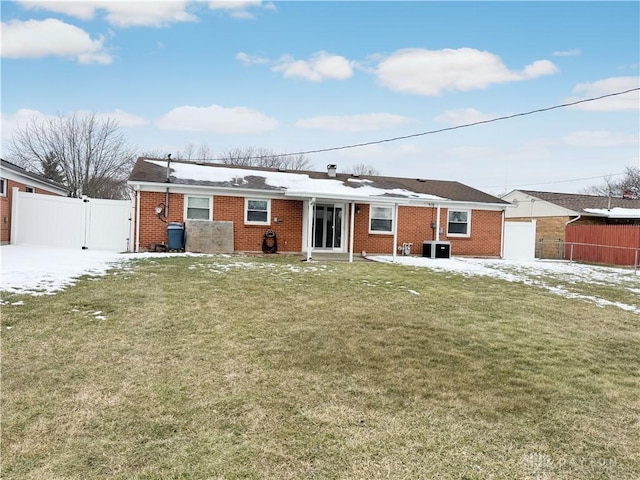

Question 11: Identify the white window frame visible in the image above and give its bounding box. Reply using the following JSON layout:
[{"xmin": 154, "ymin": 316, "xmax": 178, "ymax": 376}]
[
  {"xmin": 0, "ymin": 178, "xmax": 6, "ymax": 197},
  {"xmin": 184, "ymin": 195, "xmax": 212, "ymax": 221},
  {"xmin": 25, "ymin": 185, "xmax": 36, "ymax": 193},
  {"xmin": 369, "ymin": 204, "xmax": 394, "ymax": 234},
  {"xmin": 244, "ymin": 198, "xmax": 271, "ymax": 225},
  {"xmin": 447, "ymin": 209, "xmax": 471, "ymax": 237}
]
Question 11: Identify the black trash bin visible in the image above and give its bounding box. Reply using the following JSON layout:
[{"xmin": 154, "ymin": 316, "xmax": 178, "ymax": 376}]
[{"xmin": 167, "ymin": 222, "xmax": 185, "ymax": 251}]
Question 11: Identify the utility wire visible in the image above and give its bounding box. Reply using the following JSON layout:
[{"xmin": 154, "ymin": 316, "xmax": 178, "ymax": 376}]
[
  {"xmin": 208, "ymin": 87, "xmax": 639, "ymax": 161},
  {"xmin": 479, "ymin": 172, "xmax": 626, "ymax": 189}
]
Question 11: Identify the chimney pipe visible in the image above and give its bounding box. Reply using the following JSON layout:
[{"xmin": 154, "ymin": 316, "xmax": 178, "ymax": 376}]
[
  {"xmin": 327, "ymin": 164, "xmax": 337, "ymax": 178},
  {"xmin": 166, "ymin": 153, "xmax": 171, "ymax": 183}
]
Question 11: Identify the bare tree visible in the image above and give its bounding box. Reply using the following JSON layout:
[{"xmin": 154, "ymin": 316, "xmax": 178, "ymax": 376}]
[
  {"xmin": 349, "ymin": 163, "xmax": 380, "ymax": 176},
  {"xmin": 219, "ymin": 147, "xmax": 313, "ymax": 170},
  {"xmin": 584, "ymin": 166, "xmax": 640, "ymax": 199},
  {"xmin": 8, "ymin": 113, "xmax": 137, "ymax": 199}
]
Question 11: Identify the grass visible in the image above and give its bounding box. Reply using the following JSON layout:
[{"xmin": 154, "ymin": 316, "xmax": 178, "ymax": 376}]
[{"xmin": 1, "ymin": 255, "xmax": 639, "ymax": 479}]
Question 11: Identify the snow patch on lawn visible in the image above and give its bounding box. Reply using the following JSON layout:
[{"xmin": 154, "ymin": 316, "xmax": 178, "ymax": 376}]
[{"xmin": 369, "ymin": 256, "xmax": 639, "ymax": 313}]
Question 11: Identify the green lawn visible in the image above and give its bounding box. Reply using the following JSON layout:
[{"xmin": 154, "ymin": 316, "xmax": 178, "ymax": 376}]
[{"xmin": 1, "ymin": 255, "xmax": 638, "ymax": 479}]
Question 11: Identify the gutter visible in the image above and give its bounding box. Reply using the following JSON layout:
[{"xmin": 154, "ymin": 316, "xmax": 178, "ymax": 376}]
[{"xmin": 565, "ymin": 215, "xmax": 581, "ymax": 226}]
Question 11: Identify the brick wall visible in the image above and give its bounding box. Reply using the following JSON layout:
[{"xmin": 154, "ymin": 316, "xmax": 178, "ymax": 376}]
[
  {"xmin": 137, "ymin": 191, "xmax": 185, "ymax": 249},
  {"xmin": 354, "ymin": 205, "xmax": 503, "ymax": 257},
  {"xmin": 213, "ymin": 196, "xmax": 303, "ymax": 252},
  {"xmin": 136, "ymin": 192, "xmax": 503, "ymax": 256},
  {"xmin": 1, "ymin": 180, "xmax": 61, "ymax": 244},
  {"xmin": 136, "ymin": 192, "xmax": 303, "ymax": 252}
]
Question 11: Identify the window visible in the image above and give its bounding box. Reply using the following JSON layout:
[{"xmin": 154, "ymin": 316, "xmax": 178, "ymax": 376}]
[
  {"xmin": 185, "ymin": 196, "xmax": 212, "ymax": 220},
  {"xmin": 0, "ymin": 178, "xmax": 6, "ymax": 196},
  {"xmin": 25, "ymin": 185, "xmax": 35, "ymax": 193},
  {"xmin": 245, "ymin": 198, "xmax": 270, "ymax": 225},
  {"xmin": 369, "ymin": 205, "xmax": 394, "ymax": 233},
  {"xmin": 447, "ymin": 210, "xmax": 471, "ymax": 236}
]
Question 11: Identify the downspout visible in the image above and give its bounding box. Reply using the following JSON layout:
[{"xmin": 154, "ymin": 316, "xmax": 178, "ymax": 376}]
[
  {"xmin": 392, "ymin": 204, "xmax": 399, "ymax": 262},
  {"xmin": 165, "ymin": 154, "xmax": 171, "ymax": 218},
  {"xmin": 349, "ymin": 202, "xmax": 355, "ymax": 263},
  {"xmin": 435, "ymin": 205, "xmax": 441, "ymax": 242},
  {"xmin": 135, "ymin": 187, "xmax": 141, "ymax": 253},
  {"xmin": 565, "ymin": 215, "xmax": 581, "ymax": 226}
]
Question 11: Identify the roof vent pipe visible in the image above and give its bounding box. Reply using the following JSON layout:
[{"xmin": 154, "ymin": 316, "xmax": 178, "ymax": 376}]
[
  {"xmin": 327, "ymin": 164, "xmax": 337, "ymax": 178},
  {"xmin": 166, "ymin": 153, "xmax": 172, "ymax": 183}
]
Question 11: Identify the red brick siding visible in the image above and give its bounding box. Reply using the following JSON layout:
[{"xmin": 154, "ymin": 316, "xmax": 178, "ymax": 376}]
[
  {"xmin": 136, "ymin": 192, "xmax": 303, "ymax": 252},
  {"xmin": 1, "ymin": 179, "xmax": 62, "ymax": 244},
  {"xmin": 135, "ymin": 192, "xmax": 502, "ymax": 256},
  {"xmin": 137, "ymin": 192, "xmax": 185, "ymax": 249},
  {"xmin": 213, "ymin": 196, "xmax": 303, "ymax": 252},
  {"xmin": 354, "ymin": 204, "xmax": 502, "ymax": 257}
]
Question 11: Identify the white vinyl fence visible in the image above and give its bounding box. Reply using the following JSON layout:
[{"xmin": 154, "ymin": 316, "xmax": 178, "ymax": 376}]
[
  {"xmin": 503, "ymin": 220, "xmax": 536, "ymax": 261},
  {"xmin": 11, "ymin": 188, "xmax": 133, "ymax": 251}
]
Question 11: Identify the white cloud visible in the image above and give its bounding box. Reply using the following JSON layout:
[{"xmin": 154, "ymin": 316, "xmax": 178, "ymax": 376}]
[
  {"xmin": 375, "ymin": 48, "xmax": 558, "ymax": 96},
  {"xmin": 273, "ymin": 51, "xmax": 354, "ymax": 82},
  {"xmin": 208, "ymin": 1, "xmax": 275, "ymax": 19},
  {"xmin": 553, "ymin": 49, "xmax": 581, "ymax": 57},
  {"xmin": 435, "ymin": 108, "xmax": 499, "ymax": 126},
  {"xmin": 567, "ymin": 77, "xmax": 640, "ymax": 111},
  {"xmin": 236, "ymin": 51, "xmax": 269, "ymax": 65},
  {"xmin": 1, "ymin": 109, "xmax": 147, "ymax": 143},
  {"xmin": 296, "ymin": 113, "xmax": 414, "ymax": 132},
  {"xmin": 1, "ymin": 18, "xmax": 111, "ymax": 64},
  {"xmin": 1, "ymin": 109, "xmax": 51, "ymax": 141},
  {"xmin": 562, "ymin": 131, "xmax": 639, "ymax": 148},
  {"xmin": 18, "ymin": 0, "xmax": 196, "ymax": 27},
  {"xmin": 156, "ymin": 104, "xmax": 278, "ymax": 134}
]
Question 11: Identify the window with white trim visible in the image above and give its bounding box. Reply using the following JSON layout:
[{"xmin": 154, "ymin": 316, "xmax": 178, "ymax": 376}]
[
  {"xmin": 25, "ymin": 185, "xmax": 35, "ymax": 193},
  {"xmin": 369, "ymin": 205, "xmax": 394, "ymax": 233},
  {"xmin": 447, "ymin": 209, "xmax": 471, "ymax": 236},
  {"xmin": 0, "ymin": 178, "xmax": 6, "ymax": 196},
  {"xmin": 185, "ymin": 195, "xmax": 212, "ymax": 220},
  {"xmin": 245, "ymin": 198, "xmax": 270, "ymax": 225}
]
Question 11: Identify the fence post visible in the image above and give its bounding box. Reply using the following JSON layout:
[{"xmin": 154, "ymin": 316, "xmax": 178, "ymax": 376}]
[
  {"xmin": 635, "ymin": 249, "xmax": 638, "ymax": 275},
  {"xmin": 569, "ymin": 243, "xmax": 574, "ymax": 263}
]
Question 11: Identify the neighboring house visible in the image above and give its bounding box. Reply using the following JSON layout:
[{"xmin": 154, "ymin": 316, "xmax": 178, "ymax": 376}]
[
  {"xmin": 502, "ymin": 189, "xmax": 640, "ymax": 258},
  {"xmin": 128, "ymin": 157, "xmax": 509, "ymax": 260},
  {"xmin": 1, "ymin": 159, "xmax": 69, "ymax": 244}
]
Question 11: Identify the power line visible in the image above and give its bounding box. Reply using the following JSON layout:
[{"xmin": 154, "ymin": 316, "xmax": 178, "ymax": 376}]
[
  {"xmin": 479, "ymin": 172, "xmax": 626, "ymax": 189},
  {"xmin": 206, "ymin": 87, "xmax": 639, "ymax": 161}
]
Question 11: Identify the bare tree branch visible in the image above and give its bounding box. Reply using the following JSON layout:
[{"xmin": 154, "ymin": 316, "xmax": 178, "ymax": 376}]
[{"xmin": 8, "ymin": 112, "xmax": 137, "ymax": 199}]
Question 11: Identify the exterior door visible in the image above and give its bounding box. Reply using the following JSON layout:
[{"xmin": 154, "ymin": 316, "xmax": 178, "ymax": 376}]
[{"xmin": 313, "ymin": 204, "xmax": 342, "ymax": 249}]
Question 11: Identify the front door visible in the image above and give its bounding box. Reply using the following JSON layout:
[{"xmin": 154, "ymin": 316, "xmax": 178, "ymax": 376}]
[{"xmin": 313, "ymin": 204, "xmax": 343, "ymax": 249}]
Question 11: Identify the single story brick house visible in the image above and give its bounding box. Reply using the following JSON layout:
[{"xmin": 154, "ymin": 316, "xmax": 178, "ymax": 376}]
[
  {"xmin": 128, "ymin": 157, "xmax": 510, "ymax": 260},
  {"xmin": 1, "ymin": 158, "xmax": 69, "ymax": 244}
]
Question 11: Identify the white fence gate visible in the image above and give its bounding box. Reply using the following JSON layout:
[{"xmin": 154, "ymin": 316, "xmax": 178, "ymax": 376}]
[
  {"xmin": 11, "ymin": 189, "xmax": 133, "ymax": 251},
  {"xmin": 503, "ymin": 220, "xmax": 536, "ymax": 261}
]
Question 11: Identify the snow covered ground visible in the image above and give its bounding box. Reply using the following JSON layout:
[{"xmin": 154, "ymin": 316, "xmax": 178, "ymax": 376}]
[{"xmin": 0, "ymin": 245, "xmax": 637, "ymax": 313}]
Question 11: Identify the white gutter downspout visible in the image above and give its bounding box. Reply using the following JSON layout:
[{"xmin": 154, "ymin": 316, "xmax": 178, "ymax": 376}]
[
  {"xmin": 435, "ymin": 204, "xmax": 441, "ymax": 241},
  {"xmin": 306, "ymin": 197, "xmax": 315, "ymax": 261},
  {"xmin": 135, "ymin": 187, "xmax": 141, "ymax": 253},
  {"xmin": 392, "ymin": 203, "xmax": 399, "ymax": 262},
  {"xmin": 566, "ymin": 215, "xmax": 581, "ymax": 226},
  {"xmin": 349, "ymin": 202, "xmax": 355, "ymax": 263}
]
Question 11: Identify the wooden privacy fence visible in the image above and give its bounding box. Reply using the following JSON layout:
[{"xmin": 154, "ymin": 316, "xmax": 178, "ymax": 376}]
[{"xmin": 565, "ymin": 224, "xmax": 640, "ymax": 266}]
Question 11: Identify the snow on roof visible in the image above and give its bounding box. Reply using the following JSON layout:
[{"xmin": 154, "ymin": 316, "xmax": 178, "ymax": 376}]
[
  {"xmin": 583, "ymin": 207, "xmax": 640, "ymax": 218},
  {"xmin": 146, "ymin": 160, "xmax": 445, "ymax": 201}
]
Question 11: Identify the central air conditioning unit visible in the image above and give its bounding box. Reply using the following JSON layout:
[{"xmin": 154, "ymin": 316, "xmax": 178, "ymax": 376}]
[{"xmin": 422, "ymin": 241, "xmax": 451, "ymax": 259}]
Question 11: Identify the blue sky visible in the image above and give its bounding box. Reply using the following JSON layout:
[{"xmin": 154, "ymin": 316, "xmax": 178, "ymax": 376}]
[{"xmin": 1, "ymin": 0, "xmax": 639, "ymax": 195}]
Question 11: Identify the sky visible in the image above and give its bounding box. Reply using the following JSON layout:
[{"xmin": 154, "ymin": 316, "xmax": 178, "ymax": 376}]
[
  {"xmin": 1, "ymin": 0, "xmax": 639, "ymax": 196},
  {"xmin": 1, "ymin": 245, "xmax": 638, "ymax": 314}
]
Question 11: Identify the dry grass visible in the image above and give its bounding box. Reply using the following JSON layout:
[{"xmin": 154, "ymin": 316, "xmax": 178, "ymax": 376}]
[{"xmin": 2, "ymin": 255, "xmax": 639, "ymax": 479}]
